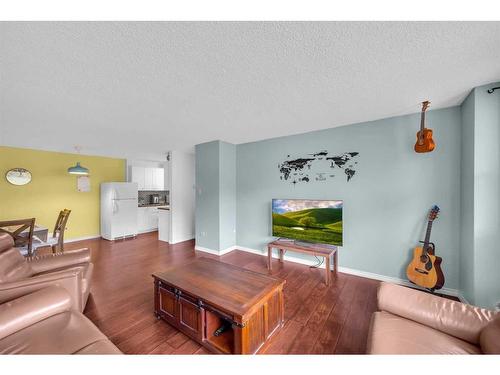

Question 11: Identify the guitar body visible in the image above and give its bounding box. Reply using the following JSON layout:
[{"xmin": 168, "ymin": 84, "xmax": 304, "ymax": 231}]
[
  {"xmin": 414, "ymin": 128, "xmax": 436, "ymax": 153},
  {"xmin": 406, "ymin": 246, "xmax": 444, "ymax": 290}
]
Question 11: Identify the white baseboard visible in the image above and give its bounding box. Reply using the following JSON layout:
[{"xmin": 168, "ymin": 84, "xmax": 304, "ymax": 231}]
[
  {"xmin": 337, "ymin": 265, "xmax": 460, "ymax": 298},
  {"xmin": 170, "ymin": 234, "xmax": 195, "ymax": 245},
  {"xmin": 233, "ymin": 245, "xmax": 461, "ymax": 298},
  {"xmin": 220, "ymin": 245, "xmax": 238, "ymax": 255},
  {"xmin": 194, "ymin": 245, "xmax": 220, "ymax": 255},
  {"xmin": 137, "ymin": 229, "xmax": 158, "ymax": 234},
  {"xmin": 195, "ymin": 245, "xmax": 238, "ymax": 256},
  {"xmin": 64, "ymin": 235, "xmax": 101, "ymax": 243},
  {"xmin": 234, "ymin": 245, "xmax": 266, "ymax": 257}
]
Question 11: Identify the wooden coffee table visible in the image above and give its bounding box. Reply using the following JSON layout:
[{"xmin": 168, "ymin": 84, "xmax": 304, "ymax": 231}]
[{"xmin": 153, "ymin": 258, "xmax": 285, "ymax": 354}]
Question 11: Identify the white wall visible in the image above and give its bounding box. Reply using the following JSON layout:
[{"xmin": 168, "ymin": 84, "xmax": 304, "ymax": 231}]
[{"xmin": 169, "ymin": 151, "xmax": 195, "ymax": 244}]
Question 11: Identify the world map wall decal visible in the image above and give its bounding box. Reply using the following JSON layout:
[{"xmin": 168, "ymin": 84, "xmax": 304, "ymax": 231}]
[{"xmin": 278, "ymin": 151, "xmax": 359, "ymax": 185}]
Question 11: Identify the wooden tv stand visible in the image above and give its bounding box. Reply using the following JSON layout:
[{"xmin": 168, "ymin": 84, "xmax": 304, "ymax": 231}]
[{"xmin": 267, "ymin": 240, "xmax": 338, "ymax": 285}]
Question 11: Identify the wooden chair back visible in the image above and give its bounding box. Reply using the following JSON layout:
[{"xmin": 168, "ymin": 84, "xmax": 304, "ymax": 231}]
[
  {"xmin": 52, "ymin": 209, "xmax": 71, "ymax": 251},
  {"xmin": 0, "ymin": 218, "xmax": 36, "ymax": 255}
]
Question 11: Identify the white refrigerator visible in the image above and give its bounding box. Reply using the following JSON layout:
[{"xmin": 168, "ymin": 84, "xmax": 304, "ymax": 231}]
[{"xmin": 100, "ymin": 182, "xmax": 138, "ymax": 240}]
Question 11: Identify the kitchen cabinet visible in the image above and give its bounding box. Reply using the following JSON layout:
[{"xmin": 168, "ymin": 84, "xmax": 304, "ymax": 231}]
[
  {"xmin": 130, "ymin": 166, "xmax": 165, "ymax": 191},
  {"xmin": 138, "ymin": 206, "xmax": 159, "ymax": 233},
  {"xmin": 144, "ymin": 168, "xmax": 154, "ymax": 190},
  {"xmin": 149, "ymin": 207, "xmax": 159, "ymax": 229},
  {"xmin": 137, "ymin": 207, "xmax": 148, "ymax": 232},
  {"xmin": 152, "ymin": 168, "xmax": 164, "ymax": 190},
  {"xmin": 131, "ymin": 166, "xmax": 146, "ymax": 190},
  {"xmin": 158, "ymin": 208, "xmax": 170, "ymax": 242}
]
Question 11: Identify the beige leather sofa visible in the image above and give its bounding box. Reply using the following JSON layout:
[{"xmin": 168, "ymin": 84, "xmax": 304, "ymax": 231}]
[
  {"xmin": 367, "ymin": 282, "xmax": 500, "ymax": 354},
  {"xmin": 0, "ymin": 286, "xmax": 121, "ymax": 354},
  {"xmin": 0, "ymin": 233, "xmax": 92, "ymax": 312}
]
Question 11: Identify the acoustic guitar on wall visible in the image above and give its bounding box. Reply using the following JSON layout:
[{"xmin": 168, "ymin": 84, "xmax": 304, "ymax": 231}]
[
  {"xmin": 414, "ymin": 100, "xmax": 435, "ymax": 153},
  {"xmin": 406, "ymin": 205, "xmax": 444, "ymax": 291}
]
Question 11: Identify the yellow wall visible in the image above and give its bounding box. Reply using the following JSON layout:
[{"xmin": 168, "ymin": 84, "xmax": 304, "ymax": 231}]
[{"xmin": 0, "ymin": 146, "xmax": 126, "ymax": 239}]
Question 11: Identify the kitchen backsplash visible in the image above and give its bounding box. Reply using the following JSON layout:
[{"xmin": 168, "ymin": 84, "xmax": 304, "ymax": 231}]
[{"xmin": 138, "ymin": 190, "xmax": 169, "ymax": 206}]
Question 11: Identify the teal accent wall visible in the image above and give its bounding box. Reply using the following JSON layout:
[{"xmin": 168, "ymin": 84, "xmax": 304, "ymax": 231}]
[
  {"xmin": 460, "ymin": 90, "xmax": 475, "ymax": 303},
  {"xmin": 460, "ymin": 82, "xmax": 500, "ymax": 308},
  {"xmin": 195, "ymin": 140, "xmax": 236, "ymax": 252},
  {"xmin": 474, "ymin": 83, "xmax": 500, "ymax": 308},
  {"xmin": 219, "ymin": 141, "xmax": 237, "ymax": 250},
  {"xmin": 236, "ymin": 107, "xmax": 462, "ymax": 289},
  {"xmin": 195, "ymin": 141, "xmax": 221, "ymax": 250}
]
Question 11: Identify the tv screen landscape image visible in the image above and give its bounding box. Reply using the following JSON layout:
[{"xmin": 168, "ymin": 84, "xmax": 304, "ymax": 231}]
[{"xmin": 272, "ymin": 199, "xmax": 343, "ymax": 246}]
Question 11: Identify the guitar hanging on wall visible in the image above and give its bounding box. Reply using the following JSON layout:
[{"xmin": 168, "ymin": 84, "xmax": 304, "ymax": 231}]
[
  {"xmin": 406, "ymin": 205, "xmax": 444, "ymax": 291},
  {"xmin": 414, "ymin": 101, "xmax": 435, "ymax": 153}
]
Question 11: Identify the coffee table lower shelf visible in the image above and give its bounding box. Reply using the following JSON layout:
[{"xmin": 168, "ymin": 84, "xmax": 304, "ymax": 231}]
[{"xmin": 153, "ymin": 276, "xmax": 285, "ymax": 354}]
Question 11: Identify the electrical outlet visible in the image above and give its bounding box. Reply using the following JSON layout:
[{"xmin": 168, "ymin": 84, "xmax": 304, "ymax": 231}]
[{"xmin": 495, "ymin": 301, "xmax": 500, "ymax": 312}]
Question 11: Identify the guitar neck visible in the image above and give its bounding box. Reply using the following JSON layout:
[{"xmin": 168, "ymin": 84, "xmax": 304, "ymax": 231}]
[
  {"xmin": 423, "ymin": 220, "xmax": 433, "ymax": 253},
  {"xmin": 420, "ymin": 110, "xmax": 426, "ymax": 132}
]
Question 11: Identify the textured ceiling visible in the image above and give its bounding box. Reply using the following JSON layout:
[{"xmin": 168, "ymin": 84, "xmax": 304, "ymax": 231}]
[{"xmin": 1, "ymin": 22, "xmax": 500, "ymax": 160}]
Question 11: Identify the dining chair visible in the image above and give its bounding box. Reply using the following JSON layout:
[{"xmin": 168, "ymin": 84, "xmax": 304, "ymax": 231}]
[
  {"xmin": 32, "ymin": 209, "xmax": 71, "ymax": 254},
  {"xmin": 0, "ymin": 218, "xmax": 36, "ymax": 256}
]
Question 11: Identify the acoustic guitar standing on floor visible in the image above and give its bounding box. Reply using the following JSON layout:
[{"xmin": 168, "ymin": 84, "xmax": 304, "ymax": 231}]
[
  {"xmin": 406, "ymin": 205, "xmax": 444, "ymax": 291},
  {"xmin": 414, "ymin": 101, "xmax": 435, "ymax": 153}
]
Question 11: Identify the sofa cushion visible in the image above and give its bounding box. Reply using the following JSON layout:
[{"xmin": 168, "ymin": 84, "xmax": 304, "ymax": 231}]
[
  {"xmin": 0, "ymin": 310, "xmax": 110, "ymax": 354},
  {"xmin": 367, "ymin": 311, "xmax": 481, "ymax": 354},
  {"xmin": 27, "ymin": 248, "xmax": 91, "ymax": 275},
  {"xmin": 75, "ymin": 339, "xmax": 122, "ymax": 354},
  {"xmin": 0, "ymin": 286, "xmax": 71, "ymax": 340},
  {"xmin": 377, "ymin": 282, "xmax": 495, "ymax": 345},
  {"xmin": 0, "ymin": 248, "xmax": 34, "ymax": 283},
  {"xmin": 480, "ymin": 315, "xmax": 500, "ymax": 354}
]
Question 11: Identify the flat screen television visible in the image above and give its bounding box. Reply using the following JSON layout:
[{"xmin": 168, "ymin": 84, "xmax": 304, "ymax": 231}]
[{"xmin": 272, "ymin": 199, "xmax": 343, "ymax": 246}]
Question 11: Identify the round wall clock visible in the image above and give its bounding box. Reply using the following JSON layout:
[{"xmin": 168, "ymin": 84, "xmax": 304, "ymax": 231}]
[{"xmin": 5, "ymin": 168, "xmax": 32, "ymax": 186}]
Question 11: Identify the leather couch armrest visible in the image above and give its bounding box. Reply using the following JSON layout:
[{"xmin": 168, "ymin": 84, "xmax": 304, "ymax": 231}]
[
  {"xmin": 0, "ymin": 269, "xmax": 84, "ymax": 312},
  {"xmin": 480, "ymin": 315, "xmax": 500, "ymax": 354},
  {"xmin": 377, "ymin": 282, "xmax": 496, "ymax": 344},
  {"xmin": 0, "ymin": 286, "xmax": 72, "ymax": 340},
  {"xmin": 27, "ymin": 248, "xmax": 91, "ymax": 274}
]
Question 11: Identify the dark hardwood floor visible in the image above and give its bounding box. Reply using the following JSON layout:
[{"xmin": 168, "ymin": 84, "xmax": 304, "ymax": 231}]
[{"xmin": 63, "ymin": 231, "xmax": 380, "ymax": 354}]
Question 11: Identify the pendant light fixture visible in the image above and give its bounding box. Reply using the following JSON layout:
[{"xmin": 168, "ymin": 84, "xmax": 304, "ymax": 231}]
[
  {"xmin": 68, "ymin": 146, "xmax": 89, "ymax": 175},
  {"xmin": 68, "ymin": 162, "xmax": 89, "ymax": 175}
]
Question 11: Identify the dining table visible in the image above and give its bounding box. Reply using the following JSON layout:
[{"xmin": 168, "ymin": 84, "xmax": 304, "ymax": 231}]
[
  {"xmin": 3, "ymin": 225, "xmax": 49, "ymax": 242},
  {"xmin": 30, "ymin": 225, "xmax": 49, "ymax": 242}
]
